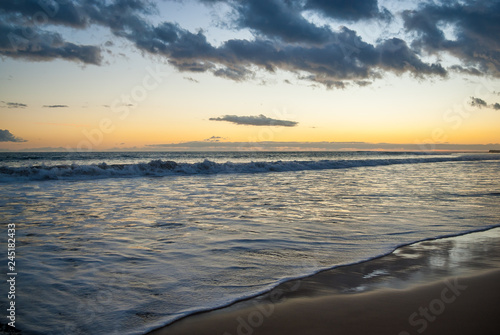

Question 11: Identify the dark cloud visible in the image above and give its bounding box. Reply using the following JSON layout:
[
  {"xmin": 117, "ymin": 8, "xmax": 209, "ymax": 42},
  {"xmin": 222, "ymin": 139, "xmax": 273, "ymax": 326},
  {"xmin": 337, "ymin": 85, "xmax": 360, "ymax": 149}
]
[
  {"xmin": 1, "ymin": 101, "xmax": 27, "ymax": 108},
  {"xmin": 0, "ymin": 0, "xmax": 157, "ymax": 65},
  {"xmin": 0, "ymin": 0, "xmax": 497, "ymax": 86},
  {"xmin": 183, "ymin": 76, "xmax": 199, "ymax": 83},
  {"xmin": 43, "ymin": 105, "xmax": 69, "ymax": 108},
  {"xmin": 403, "ymin": 0, "xmax": 500, "ymax": 77},
  {"xmin": 119, "ymin": 10, "xmax": 446, "ymax": 86},
  {"xmin": 235, "ymin": 0, "xmax": 332, "ymax": 43},
  {"xmin": 449, "ymin": 65, "xmax": 482, "ymax": 76},
  {"xmin": 0, "ymin": 129, "xmax": 27, "ymax": 142},
  {"xmin": 0, "ymin": 0, "xmax": 87, "ymax": 28},
  {"xmin": 469, "ymin": 97, "xmax": 500, "ymax": 110},
  {"xmin": 470, "ymin": 97, "xmax": 488, "ymax": 108},
  {"xmin": 201, "ymin": 0, "xmax": 391, "ymax": 22},
  {"xmin": 209, "ymin": 114, "xmax": 298, "ymax": 127},
  {"xmin": 376, "ymin": 38, "xmax": 446, "ymax": 77},
  {"xmin": 0, "ymin": 22, "xmax": 102, "ymax": 65},
  {"xmin": 213, "ymin": 65, "xmax": 252, "ymax": 81},
  {"xmin": 304, "ymin": 0, "xmax": 390, "ymax": 21}
]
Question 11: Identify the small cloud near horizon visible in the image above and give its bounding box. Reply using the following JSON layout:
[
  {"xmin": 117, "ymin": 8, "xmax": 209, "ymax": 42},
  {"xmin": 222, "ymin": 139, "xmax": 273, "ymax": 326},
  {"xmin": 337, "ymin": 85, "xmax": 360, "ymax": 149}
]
[
  {"xmin": 204, "ymin": 136, "xmax": 226, "ymax": 142},
  {"xmin": 1, "ymin": 101, "xmax": 27, "ymax": 109},
  {"xmin": 209, "ymin": 114, "xmax": 298, "ymax": 127},
  {"xmin": 0, "ymin": 129, "xmax": 27, "ymax": 142},
  {"xmin": 43, "ymin": 105, "xmax": 69, "ymax": 108},
  {"xmin": 184, "ymin": 77, "xmax": 199, "ymax": 83}
]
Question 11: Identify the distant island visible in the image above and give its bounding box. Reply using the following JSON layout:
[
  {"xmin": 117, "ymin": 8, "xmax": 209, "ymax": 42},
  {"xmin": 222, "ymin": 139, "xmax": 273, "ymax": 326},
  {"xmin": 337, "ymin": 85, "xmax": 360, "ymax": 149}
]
[{"xmin": 489, "ymin": 150, "xmax": 500, "ymax": 153}]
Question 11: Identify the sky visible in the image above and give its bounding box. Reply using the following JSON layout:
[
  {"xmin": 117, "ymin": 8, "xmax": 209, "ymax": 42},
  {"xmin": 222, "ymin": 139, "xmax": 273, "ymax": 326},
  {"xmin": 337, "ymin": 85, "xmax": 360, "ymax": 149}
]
[{"xmin": 1, "ymin": 0, "xmax": 500, "ymax": 152}]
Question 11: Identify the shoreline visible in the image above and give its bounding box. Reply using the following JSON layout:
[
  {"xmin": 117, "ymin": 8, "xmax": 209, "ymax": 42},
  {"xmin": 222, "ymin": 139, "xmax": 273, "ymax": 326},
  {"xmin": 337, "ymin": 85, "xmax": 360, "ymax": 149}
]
[
  {"xmin": 147, "ymin": 227, "xmax": 500, "ymax": 335},
  {"xmin": 150, "ymin": 269, "xmax": 500, "ymax": 335}
]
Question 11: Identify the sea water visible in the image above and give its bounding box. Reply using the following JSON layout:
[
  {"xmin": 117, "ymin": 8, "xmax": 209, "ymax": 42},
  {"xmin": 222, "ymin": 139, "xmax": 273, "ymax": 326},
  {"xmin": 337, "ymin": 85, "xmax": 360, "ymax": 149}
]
[{"xmin": 0, "ymin": 151, "xmax": 499, "ymax": 334}]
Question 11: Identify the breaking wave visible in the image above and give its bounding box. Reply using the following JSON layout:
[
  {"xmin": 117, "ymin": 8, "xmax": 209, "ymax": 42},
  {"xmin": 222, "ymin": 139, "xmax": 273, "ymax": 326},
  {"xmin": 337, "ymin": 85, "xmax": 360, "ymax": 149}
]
[{"xmin": 0, "ymin": 155, "xmax": 498, "ymax": 182}]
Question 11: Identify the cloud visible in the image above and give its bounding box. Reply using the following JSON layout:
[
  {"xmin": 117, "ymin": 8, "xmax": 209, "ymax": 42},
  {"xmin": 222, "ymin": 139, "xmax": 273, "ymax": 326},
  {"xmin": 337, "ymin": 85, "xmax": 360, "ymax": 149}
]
[
  {"xmin": 43, "ymin": 104, "xmax": 69, "ymax": 108},
  {"xmin": 403, "ymin": 0, "xmax": 500, "ymax": 76},
  {"xmin": 0, "ymin": 0, "xmax": 498, "ymax": 86},
  {"xmin": 235, "ymin": 0, "xmax": 332, "ymax": 44},
  {"xmin": 0, "ymin": 129, "xmax": 27, "ymax": 142},
  {"xmin": 449, "ymin": 65, "xmax": 482, "ymax": 76},
  {"xmin": 0, "ymin": 0, "xmax": 156, "ymax": 65},
  {"xmin": 470, "ymin": 97, "xmax": 488, "ymax": 108},
  {"xmin": 183, "ymin": 76, "xmax": 199, "ymax": 83},
  {"xmin": 304, "ymin": 0, "xmax": 391, "ymax": 21},
  {"xmin": 0, "ymin": 0, "xmax": 87, "ymax": 28},
  {"xmin": 209, "ymin": 114, "xmax": 298, "ymax": 127},
  {"xmin": 0, "ymin": 22, "xmax": 102, "ymax": 65},
  {"xmin": 204, "ymin": 136, "xmax": 225, "ymax": 142},
  {"xmin": 123, "ymin": 13, "xmax": 446, "ymax": 86},
  {"xmin": 469, "ymin": 97, "xmax": 500, "ymax": 110},
  {"xmin": 376, "ymin": 38, "xmax": 446, "ymax": 77},
  {"xmin": 1, "ymin": 101, "xmax": 27, "ymax": 108}
]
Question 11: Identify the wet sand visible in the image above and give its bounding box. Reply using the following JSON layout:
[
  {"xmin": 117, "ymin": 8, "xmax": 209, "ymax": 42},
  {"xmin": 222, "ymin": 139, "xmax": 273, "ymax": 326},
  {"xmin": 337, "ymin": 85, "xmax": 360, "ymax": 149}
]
[{"xmin": 148, "ymin": 228, "xmax": 500, "ymax": 335}]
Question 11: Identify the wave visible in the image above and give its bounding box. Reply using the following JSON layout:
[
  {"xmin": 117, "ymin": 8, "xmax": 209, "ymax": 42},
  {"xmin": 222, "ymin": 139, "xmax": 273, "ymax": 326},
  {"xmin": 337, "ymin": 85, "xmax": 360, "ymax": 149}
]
[{"xmin": 1, "ymin": 154, "xmax": 499, "ymax": 182}]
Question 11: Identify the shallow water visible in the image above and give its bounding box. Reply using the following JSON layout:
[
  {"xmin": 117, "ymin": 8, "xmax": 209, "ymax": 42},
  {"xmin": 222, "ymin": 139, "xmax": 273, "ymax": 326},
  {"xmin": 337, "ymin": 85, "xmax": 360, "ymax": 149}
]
[{"xmin": 0, "ymin": 152, "xmax": 499, "ymax": 334}]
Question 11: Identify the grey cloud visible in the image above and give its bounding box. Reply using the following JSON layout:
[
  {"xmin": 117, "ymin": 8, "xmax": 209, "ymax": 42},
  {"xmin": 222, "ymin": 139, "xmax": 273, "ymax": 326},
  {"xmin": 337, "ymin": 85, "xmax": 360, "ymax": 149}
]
[
  {"xmin": 0, "ymin": 129, "xmax": 27, "ymax": 142},
  {"xmin": 0, "ymin": 0, "xmax": 157, "ymax": 65},
  {"xmin": 209, "ymin": 114, "xmax": 298, "ymax": 127},
  {"xmin": 0, "ymin": 22, "xmax": 102, "ymax": 65},
  {"xmin": 0, "ymin": 0, "xmax": 496, "ymax": 87},
  {"xmin": 470, "ymin": 97, "xmax": 487, "ymax": 108},
  {"xmin": 449, "ymin": 65, "xmax": 482, "ymax": 76},
  {"xmin": 183, "ymin": 76, "xmax": 199, "ymax": 83},
  {"xmin": 1, "ymin": 101, "xmax": 27, "ymax": 108},
  {"xmin": 304, "ymin": 0, "xmax": 391, "ymax": 21},
  {"xmin": 403, "ymin": 0, "xmax": 500, "ymax": 77},
  {"xmin": 356, "ymin": 80, "xmax": 372, "ymax": 87},
  {"xmin": 0, "ymin": 0, "xmax": 87, "ymax": 28},
  {"xmin": 235, "ymin": 0, "xmax": 332, "ymax": 43},
  {"xmin": 376, "ymin": 38, "xmax": 447, "ymax": 77},
  {"xmin": 469, "ymin": 97, "xmax": 500, "ymax": 110},
  {"xmin": 204, "ymin": 136, "xmax": 225, "ymax": 142},
  {"xmin": 213, "ymin": 65, "xmax": 252, "ymax": 81},
  {"xmin": 43, "ymin": 105, "xmax": 69, "ymax": 108},
  {"xmin": 125, "ymin": 17, "xmax": 446, "ymax": 85}
]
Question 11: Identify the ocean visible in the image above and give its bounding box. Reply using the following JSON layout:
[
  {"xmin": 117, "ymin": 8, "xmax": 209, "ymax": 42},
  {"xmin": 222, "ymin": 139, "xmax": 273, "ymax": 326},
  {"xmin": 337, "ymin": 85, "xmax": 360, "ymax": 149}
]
[{"xmin": 0, "ymin": 151, "xmax": 499, "ymax": 334}]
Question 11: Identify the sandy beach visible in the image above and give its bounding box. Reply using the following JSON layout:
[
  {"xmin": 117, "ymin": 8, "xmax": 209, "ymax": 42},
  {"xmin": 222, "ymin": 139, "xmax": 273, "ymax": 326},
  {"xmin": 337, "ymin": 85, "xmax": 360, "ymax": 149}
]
[{"xmin": 149, "ymin": 228, "xmax": 500, "ymax": 335}]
